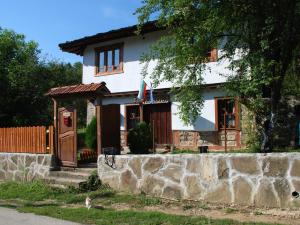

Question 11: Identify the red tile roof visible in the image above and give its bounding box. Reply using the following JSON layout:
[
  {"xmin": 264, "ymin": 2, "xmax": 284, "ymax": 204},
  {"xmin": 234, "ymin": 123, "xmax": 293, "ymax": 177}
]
[{"xmin": 45, "ymin": 82, "xmax": 110, "ymax": 98}]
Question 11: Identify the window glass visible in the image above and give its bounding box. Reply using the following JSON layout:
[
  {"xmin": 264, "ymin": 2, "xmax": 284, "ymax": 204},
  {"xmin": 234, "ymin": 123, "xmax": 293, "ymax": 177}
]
[
  {"xmin": 107, "ymin": 50, "xmax": 113, "ymax": 72},
  {"xmin": 96, "ymin": 44, "xmax": 122, "ymax": 74},
  {"xmin": 126, "ymin": 106, "xmax": 140, "ymax": 130},
  {"xmin": 217, "ymin": 99, "xmax": 236, "ymax": 129},
  {"xmin": 99, "ymin": 52, "xmax": 105, "ymax": 72},
  {"xmin": 114, "ymin": 49, "xmax": 120, "ymax": 68}
]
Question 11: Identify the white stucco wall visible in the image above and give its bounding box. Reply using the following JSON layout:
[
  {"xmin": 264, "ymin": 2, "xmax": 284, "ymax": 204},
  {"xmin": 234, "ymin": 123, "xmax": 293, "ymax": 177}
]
[
  {"xmin": 171, "ymin": 89, "xmax": 226, "ymax": 131},
  {"xmin": 84, "ymin": 29, "xmax": 233, "ymax": 132},
  {"xmin": 83, "ymin": 31, "xmax": 231, "ymax": 93}
]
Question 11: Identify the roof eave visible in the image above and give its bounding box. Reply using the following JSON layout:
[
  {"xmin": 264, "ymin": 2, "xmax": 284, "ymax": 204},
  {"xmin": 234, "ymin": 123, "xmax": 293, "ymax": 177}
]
[{"xmin": 59, "ymin": 21, "xmax": 162, "ymax": 56}]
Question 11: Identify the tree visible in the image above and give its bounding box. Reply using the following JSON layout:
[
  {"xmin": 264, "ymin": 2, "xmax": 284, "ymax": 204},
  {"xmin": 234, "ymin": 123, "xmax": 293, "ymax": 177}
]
[
  {"xmin": 0, "ymin": 28, "xmax": 82, "ymax": 127},
  {"xmin": 136, "ymin": 0, "xmax": 300, "ymax": 152}
]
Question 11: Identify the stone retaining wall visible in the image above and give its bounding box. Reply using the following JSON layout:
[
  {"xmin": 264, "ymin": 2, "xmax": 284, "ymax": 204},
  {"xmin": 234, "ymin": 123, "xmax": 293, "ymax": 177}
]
[
  {"xmin": 0, "ymin": 153, "xmax": 54, "ymax": 181},
  {"xmin": 98, "ymin": 153, "xmax": 300, "ymax": 208}
]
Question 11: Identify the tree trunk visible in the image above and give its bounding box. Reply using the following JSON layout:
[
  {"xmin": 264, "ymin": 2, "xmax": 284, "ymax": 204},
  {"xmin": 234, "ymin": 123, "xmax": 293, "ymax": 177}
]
[
  {"xmin": 260, "ymin": 78, "xmax": 282, "ymax": 153},
  {"xmin": 260, "ymin": 111, "xmax": 275, "ymax": 153}
]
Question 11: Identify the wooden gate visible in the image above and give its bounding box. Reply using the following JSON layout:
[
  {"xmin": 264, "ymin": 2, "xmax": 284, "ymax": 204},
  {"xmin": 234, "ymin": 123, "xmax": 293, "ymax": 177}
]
[
  {"xmin": 58, "ymin": 107, "xmax": 77, "ymax": 167},
  {"xmin": 101, "ymin": 104, "xmax": 121, "ymax": 154}
]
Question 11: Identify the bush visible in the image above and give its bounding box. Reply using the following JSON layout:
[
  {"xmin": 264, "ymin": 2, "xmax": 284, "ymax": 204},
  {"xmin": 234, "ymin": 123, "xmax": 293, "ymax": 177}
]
[
  {"xmin": 78, "ymin": 170, "xmax": 102, "ymax": 192},
  {"xmin": 77, "ymin": 128, "xmax": 86, "ymax": 148},
  {"xmin": 127, "ymin": 122, "xmax": 152, "ymax": 154},
  {"xmin": 85, "ymin": 117, "xmax": 97, "ymax": 151}
]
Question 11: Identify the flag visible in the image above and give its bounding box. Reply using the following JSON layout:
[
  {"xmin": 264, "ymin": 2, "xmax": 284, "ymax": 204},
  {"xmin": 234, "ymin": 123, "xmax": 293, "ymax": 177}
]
[{"xmin": 137, "ymin": 79, "xmax": 148, "ymax": 102}]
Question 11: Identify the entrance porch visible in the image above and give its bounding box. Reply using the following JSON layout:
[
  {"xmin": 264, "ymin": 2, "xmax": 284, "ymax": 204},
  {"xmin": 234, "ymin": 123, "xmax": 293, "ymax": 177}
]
[{"xmin": 46, "ymin": 82, "xmax": 121, "ymax": 168}]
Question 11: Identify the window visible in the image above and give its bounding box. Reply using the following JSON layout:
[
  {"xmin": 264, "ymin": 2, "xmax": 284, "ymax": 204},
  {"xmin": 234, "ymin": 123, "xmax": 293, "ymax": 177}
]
[
  {"xmin": 95, "ymin": 43, "xmax": 123, "ymax": 75},
  {"xmin": 215, "ymin": 98, "xmax": 238, "ymax": 130},
  {"xmin": 126, "ymin": 105, "xmax": 140, "ymax": 130}
]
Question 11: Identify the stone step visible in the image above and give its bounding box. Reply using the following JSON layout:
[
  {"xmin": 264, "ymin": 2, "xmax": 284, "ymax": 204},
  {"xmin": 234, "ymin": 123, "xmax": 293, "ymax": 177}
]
[
  {"xmin": 48, "ymin": 183, "xmax": 68, "ymax": 189},
  {"xmin": 78, "ymin": 163, "xmax": 97, "ymax": 168},
  {"xmin": 59, "ymin": 167, "xmax": 96, "ymax": 174},
  {"xmin": 48, "ymin": 171, "xmax": 91, "ymax": 180},
  {"xmin": 43, "ymin": 176, "xmax": 86, "ymax": 188}
]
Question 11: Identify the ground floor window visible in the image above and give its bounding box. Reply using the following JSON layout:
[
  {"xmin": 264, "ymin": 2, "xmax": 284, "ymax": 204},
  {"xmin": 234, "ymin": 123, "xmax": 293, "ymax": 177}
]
[
  {"xmin": 125, "ymin": 103, "xmax": 172, "ymax": 145},
  {"xmin": 126, "ymin": 105, "xmax": 140, "ymax": 130},
  {"xmin": 215, "ymin": 98, "xmax": 238, "ymax": 130}
]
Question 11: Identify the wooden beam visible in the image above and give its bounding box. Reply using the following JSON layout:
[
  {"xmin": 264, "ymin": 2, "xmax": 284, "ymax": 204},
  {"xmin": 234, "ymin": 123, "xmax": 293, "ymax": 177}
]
[
  {"xmin": 124, "ymin": 105, "xmax": 128, "ymax": 146},
  {"xmin": 96, "ymin": 104, "xmax": 102, "ymax": 155},
  {"xmin": 139, "ymin": 103, "xmax": 144, "ymax": 122},
  {"xmin": 52, "ymin": 98, "xmax": 58, "ymax": 157}
]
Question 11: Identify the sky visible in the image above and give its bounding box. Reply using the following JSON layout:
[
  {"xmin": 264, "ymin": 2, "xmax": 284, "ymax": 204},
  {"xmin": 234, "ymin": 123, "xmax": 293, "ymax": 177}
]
[{"xmin": 0, "ymin": 0, "xmax": 142, "ymax": 63}]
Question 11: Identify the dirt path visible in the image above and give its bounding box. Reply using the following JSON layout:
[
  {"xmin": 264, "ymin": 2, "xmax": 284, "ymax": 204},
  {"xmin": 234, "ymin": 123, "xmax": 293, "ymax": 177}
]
[
  {"xmin": 109, "ymin": 202, "xmax": 300, "ymax": 225},
  {"xmin": 1, "ymin": 198, "xmax": 299, "ymax": 224}
]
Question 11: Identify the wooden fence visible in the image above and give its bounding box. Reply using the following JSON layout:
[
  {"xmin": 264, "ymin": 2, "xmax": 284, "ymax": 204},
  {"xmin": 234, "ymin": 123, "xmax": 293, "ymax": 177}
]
[{"xmin": 0, "ymin": 126, "xmax": 54, "ymax": 154}]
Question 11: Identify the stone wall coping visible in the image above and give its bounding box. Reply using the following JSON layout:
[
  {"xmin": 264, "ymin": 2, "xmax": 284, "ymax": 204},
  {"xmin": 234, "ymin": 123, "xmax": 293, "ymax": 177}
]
[
  {"xmin": 0, "ymin": 153, "xmax": 52, "ymax": 156},
  {"xmin": 99, "ymin": 153, "xmax": 300, "ymax": 158}
]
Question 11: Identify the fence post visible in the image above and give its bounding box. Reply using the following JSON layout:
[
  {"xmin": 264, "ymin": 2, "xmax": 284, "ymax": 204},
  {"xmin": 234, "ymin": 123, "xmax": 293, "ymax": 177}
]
[{"xmin": 47, "ymin": 126, "xmax": 54, "ymax": 154}]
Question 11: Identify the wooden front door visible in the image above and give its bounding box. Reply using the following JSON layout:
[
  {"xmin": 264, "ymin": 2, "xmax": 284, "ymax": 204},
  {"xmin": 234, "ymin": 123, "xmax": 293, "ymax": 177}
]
[
  {"xmin": 101, "ymin": 104, "xmax": 121, "ymax": 154},
  {"xmin": 58, "ymin": 107, "xmax": 77, "ymax": 167},
  {"xmin": 144, "ymin": 103, "xmax": 172, "ymax": 145}
]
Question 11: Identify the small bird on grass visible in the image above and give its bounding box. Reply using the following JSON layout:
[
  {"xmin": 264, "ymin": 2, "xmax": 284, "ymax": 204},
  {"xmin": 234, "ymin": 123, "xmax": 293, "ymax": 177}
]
[{"xmin": 85, "ymin": 196, "xmax": 92, "ymax": 210}]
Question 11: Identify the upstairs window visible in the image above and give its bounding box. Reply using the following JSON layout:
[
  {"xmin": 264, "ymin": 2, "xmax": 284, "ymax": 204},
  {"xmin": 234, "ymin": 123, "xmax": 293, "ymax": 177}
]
[
  {"xmin": 215, "ymin": 98, "xmax": 238, "ymax": 130},
  {"xmin": 95, "ymin": 43, "xmax": 123, "ymax": 75}
]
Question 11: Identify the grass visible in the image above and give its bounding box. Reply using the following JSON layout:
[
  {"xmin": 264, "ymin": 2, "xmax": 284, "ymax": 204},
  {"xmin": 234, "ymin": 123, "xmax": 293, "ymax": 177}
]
[
  {"xmin": 0, "ymin": 181, "xmax": 112, "ymax": 203},
  {"xmin": 254, "ymin": 211, "xmax": 264, "ymax": 216},
  {"xmin": 18, "ymin": 205, "xmax": 261, "ymax": 225},
  {"xmin": 225, "ymin": 208, "xmax": 239, "ymax": 214},
  {"xmin": 171, "ymin": 147, "xmax": 300, "ymax": 154},
  {"xmin": 172, "ymin": 149, "xmax": 199, "ymax": 154},
  {"xmin": 0, "ymin": 181, "xmax": 283, "ymax": 225},
  {"xmin": 198, "ymin": 203, "xmax": 210, "ymax": 210}
]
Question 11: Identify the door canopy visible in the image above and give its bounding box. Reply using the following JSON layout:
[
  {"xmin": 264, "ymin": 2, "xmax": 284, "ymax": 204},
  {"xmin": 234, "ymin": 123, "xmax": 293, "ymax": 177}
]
[{"xmin": 45, "ymin": 82, "xmax": 110, "ymax": 99}]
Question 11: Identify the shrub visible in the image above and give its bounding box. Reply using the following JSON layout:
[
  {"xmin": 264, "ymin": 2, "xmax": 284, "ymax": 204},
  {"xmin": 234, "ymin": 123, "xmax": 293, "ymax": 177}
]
[
  {"xmin": 78, "ymin": 170, "xmax": 102, "ymax": 192},
  {"xmin": 127, "ymin": 122, "xmax": 152, "ymax": 154},
  {"xmin": 85, "ymin": 117, "xmax": 97, "ymax": 151},
  {"xmin": 77, "ymin": 128, "xmax": 86, "ymax": 148}
]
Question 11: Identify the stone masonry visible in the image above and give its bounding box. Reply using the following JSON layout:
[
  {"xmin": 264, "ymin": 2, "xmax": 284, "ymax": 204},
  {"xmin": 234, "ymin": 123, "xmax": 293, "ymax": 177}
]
[
  {"xmin": 0, "ymin": 153, "xmax": 54, "ymax": 182},
  {"xmin": 98, "ymin": 153, "xmax": 300, "ymax": 208},
  {"xmin": 172, "ymin": 130, "xmax": 241, "ymax": 150}
]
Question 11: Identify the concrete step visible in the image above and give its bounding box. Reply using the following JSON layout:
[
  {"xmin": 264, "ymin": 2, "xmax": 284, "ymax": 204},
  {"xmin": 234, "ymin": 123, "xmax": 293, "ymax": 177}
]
[
  {"xmin": 59, "ymin": 167, "xmax": 96, "ymax": 174},
  {"xmin": 75, "ymin": 167, "xmax": 97, "ymax": 173},
  {"xmin": 43, "ymin": 176, "xmax": 86, "ymax": 188},
  {"xmin": 78, "ymin": 163, "xmax": 97, "ymax": 168},
  {"xmin": 48, "ymin": 171, "xmax": 91, "ymax": 180},
  {"xmin": 48, "ymin": 183, "xmax": 68, "ymax": 189},
  {"xmin": 44, "ymin": 166, "xmax": 97, "ymax": 189}
]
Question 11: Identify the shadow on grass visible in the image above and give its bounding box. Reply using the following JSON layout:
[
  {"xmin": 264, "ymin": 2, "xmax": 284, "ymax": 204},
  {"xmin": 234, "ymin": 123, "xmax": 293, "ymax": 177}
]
[
  {"xmin": 0, "ymin": 204, "xmax": 18, "ymax": 209},
  {"xmin": 23, "ymin": 202, "xmax": 60, "ymax": 208}
]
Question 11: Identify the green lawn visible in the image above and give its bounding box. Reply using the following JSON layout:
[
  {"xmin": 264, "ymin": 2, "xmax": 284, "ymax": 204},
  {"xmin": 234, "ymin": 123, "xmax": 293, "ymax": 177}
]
[
  {"xmin": 0, "ymin": 181, "xmax": 283, "ymax": 225},
  {"xmin": 172, "ymin": 147, "xmax": 300, "ymax": 154}
]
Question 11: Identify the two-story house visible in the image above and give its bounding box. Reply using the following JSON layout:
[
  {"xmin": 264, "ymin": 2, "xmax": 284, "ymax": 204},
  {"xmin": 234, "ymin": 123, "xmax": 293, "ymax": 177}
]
[{"xmin": 58, "ymin": 21, "xmax": 242, "ymax": 152}]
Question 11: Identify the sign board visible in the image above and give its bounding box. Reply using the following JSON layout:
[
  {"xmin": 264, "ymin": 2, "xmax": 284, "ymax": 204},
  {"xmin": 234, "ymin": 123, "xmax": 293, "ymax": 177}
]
[{"xmin": 63, "ymin": 112, "xmax": 71, "ymax": 118}]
